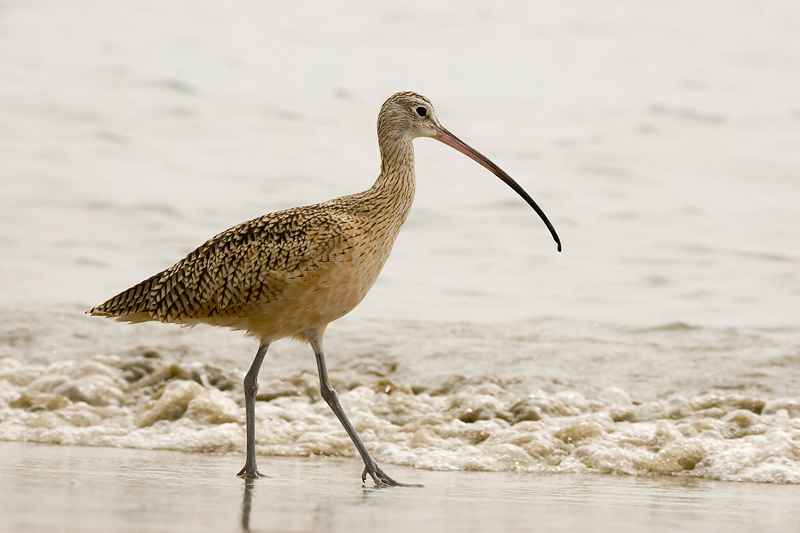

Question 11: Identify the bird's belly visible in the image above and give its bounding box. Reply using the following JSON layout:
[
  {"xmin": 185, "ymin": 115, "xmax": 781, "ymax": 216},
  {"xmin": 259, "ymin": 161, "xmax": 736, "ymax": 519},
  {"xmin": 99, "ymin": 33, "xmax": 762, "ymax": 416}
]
[{"xmin": 242, "ymin": 237, "xmax": 394, "ymax": 341}]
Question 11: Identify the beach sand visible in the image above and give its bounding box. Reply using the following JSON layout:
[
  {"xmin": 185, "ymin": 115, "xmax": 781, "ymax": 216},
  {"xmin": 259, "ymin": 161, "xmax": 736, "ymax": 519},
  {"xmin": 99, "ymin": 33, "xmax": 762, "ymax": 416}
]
[{"xmin": 1, "ymin": 442, "xmax": 797, "ymax": 533}]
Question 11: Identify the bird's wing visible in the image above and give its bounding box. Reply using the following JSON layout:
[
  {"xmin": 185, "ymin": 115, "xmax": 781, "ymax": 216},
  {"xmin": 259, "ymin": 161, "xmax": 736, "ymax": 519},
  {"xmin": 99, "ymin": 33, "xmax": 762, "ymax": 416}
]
[{"xmin": 92, "ymin": 205, "xmax": 351, "ymax": 322}]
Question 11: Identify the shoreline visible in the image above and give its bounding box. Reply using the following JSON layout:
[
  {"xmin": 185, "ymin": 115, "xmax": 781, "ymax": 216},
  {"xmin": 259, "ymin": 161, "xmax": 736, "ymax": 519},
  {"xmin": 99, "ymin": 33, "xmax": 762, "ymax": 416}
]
[{"xmin": 1, "ymin": 441, "xmax": 798, "ymax": 532}]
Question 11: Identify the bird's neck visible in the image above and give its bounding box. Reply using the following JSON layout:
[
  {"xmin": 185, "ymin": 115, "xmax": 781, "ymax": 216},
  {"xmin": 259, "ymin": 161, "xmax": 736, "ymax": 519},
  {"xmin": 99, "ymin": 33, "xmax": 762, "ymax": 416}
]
[{"xmin": 369, "ymin": 134, "xmax": 416, "ymax": 221}]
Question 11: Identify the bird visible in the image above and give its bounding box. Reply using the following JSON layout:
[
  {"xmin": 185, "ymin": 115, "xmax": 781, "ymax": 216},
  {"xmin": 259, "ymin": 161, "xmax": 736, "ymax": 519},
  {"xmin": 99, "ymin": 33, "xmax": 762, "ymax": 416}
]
[{"xmin": 89, "ymin": 91, "xmax": 561, "ymax": 487}]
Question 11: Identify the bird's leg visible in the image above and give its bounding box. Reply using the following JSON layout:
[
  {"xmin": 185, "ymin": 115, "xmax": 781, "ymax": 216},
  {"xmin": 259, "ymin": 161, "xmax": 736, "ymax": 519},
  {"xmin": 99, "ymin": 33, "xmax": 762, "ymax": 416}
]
[
  {"xmin": 304, "ymin": 328, "xmax": 419, "ymax": 488},
  {"xmin": 238, "ymin": 342, "xmax": 270, "ymax": 479}
]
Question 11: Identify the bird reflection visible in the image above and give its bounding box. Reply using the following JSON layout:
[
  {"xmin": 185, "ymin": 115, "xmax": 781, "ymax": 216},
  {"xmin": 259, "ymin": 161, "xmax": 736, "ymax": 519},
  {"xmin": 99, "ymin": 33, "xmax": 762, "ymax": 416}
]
[{"xmin": 241, "ymin": 479, "xmax": 254, "ymax": 532}]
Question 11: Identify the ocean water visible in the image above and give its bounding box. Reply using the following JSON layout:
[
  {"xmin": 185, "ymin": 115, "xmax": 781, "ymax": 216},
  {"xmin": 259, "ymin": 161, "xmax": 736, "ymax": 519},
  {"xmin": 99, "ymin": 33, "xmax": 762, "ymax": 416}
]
[{"xmin": 1, "ymin": 0, "xmax": 799, "ymax": 484}]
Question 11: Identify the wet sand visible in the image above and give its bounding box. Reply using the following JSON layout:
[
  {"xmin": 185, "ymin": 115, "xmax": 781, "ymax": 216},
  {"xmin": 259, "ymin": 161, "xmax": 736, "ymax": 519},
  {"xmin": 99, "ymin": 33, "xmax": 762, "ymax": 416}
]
[{"xmin": 0, "ymin": 442, "xmax": 797, "ymax": 533}]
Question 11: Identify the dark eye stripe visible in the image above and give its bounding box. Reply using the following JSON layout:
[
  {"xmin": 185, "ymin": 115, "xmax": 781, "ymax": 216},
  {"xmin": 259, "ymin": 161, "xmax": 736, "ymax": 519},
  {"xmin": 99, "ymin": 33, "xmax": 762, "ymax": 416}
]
[{"xmin": 416, "ymin": 106, "xmax": 427, "ymax": 117}]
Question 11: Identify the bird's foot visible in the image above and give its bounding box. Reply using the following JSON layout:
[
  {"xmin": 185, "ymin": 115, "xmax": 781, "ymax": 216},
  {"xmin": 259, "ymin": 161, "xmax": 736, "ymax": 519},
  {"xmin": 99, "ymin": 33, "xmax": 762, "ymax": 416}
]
[
  {"xmin": 362, "ymin": 464, "xmax": 423, "ymax": 488},
  {"xmin": 237, "ymin": 465, "xmax": 265, "ymax": 480}
]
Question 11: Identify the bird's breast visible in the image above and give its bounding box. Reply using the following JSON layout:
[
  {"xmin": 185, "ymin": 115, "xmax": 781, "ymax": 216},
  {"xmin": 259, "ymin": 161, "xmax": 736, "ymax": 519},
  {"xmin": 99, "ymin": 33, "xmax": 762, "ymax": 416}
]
[{"xmin": 313, "ymin": 220, "xmax": 399, "ymax": 315}]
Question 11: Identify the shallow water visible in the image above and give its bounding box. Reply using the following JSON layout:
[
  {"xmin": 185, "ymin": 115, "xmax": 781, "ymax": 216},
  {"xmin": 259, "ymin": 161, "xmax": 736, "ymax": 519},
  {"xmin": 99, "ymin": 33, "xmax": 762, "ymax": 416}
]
[
  {"xmin": 1, "ymin": 0, "xmax": 799, "ymax": 486},
  {"xmin": 2, "ymin": 442, "xmax": 799, "ymax": 533}
]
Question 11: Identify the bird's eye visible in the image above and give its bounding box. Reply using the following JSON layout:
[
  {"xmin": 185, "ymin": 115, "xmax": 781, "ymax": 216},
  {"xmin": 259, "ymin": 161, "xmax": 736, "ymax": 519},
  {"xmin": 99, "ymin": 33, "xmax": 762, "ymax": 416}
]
[{"xmin": 416, "ymin": 106, "xmax": 427, "ymax": 117}]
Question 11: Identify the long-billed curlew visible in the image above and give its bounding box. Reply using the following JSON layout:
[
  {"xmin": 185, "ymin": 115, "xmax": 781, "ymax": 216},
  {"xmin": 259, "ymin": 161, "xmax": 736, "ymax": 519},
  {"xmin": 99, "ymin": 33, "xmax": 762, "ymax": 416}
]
[{"xmin": 90, "ymin": 92, "xmax": 561, "ymax": 487}]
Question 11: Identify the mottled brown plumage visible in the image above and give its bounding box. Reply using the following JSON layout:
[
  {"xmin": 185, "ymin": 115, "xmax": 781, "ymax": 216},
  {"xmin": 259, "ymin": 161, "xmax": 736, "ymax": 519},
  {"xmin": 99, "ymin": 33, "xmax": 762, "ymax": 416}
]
[
  {"xmin": 91, "ymin": 196, "xmax": 401, "ymax": 337},
  {"xmin": 90, "ymin": 91, "xmax": 560, "ymax": 487}
]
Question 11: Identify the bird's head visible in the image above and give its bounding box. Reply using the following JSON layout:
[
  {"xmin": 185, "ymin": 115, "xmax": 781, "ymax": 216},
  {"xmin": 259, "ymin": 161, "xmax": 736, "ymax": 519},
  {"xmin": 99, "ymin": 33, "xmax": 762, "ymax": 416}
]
[
  {"xmin": 377, "ymin": 91, "xmax": 442, "ymax": 141},
  {"xmin": 377, "ymin": 91, "xmax": 562, "ymax": 252}
]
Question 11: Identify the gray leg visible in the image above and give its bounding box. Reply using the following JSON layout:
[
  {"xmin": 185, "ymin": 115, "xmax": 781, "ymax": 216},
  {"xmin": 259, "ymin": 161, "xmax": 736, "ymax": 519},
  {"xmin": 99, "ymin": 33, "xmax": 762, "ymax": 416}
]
[
  {"xmin": 304, "ymin": 327, "xmax": 418, "ymax": 487},
  {"xmin": 238, "ymin": 342, "xmax": 269, "ymax": 479}
]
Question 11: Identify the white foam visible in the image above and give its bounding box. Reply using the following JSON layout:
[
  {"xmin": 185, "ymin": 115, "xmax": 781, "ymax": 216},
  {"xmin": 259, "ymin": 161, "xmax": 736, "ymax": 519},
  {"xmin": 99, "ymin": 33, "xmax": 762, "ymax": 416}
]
[{"xmin": 1, "ymin": 352, "xmax": 798, "ymax": 484}]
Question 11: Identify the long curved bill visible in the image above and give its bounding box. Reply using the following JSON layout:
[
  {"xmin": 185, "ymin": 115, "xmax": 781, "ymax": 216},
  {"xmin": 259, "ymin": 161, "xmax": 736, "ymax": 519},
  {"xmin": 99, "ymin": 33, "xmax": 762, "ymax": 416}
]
[{"xmin": 433, "ymin": 126, "xmax": 562, "ymax": 252}]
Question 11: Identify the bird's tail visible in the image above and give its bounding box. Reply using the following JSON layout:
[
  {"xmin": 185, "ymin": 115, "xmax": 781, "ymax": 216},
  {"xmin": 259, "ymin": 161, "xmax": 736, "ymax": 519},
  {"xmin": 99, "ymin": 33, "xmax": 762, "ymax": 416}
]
[{"xmin": 88, "ymin": 272, "xmax": 162, "ymax": 319}]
